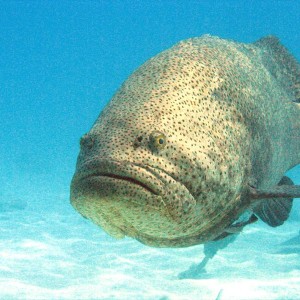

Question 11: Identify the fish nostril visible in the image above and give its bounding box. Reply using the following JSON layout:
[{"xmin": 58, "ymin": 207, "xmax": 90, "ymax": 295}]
[
  {"xmin": 133, "ymin": 135, "xmax": 144, "ymax": 149},
  {"xmin": 80, "ymin": 134, "xmax": 94, "ymax": 150}
]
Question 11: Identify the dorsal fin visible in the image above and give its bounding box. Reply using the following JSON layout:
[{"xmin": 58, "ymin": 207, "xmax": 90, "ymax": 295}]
[{"xmin": 254, "ymin": 36, "xmax": 300, "ymax": 103}]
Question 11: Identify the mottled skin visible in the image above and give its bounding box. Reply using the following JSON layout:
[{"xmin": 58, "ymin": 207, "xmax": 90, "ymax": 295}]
[{"xmin": 71, "ymin": 35, "xmax": 300, "ymax": 248}]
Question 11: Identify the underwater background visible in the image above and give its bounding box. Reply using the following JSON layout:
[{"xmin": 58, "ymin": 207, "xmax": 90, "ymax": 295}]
[{"xmin": 1, "ymin": 1, "xmax": 300, "ymax": 299}]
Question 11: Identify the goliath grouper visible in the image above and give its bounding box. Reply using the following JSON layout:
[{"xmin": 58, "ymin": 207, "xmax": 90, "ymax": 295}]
[{"xmin": 70, "ymin": 35, "xmax": 300, "ymax": 248}]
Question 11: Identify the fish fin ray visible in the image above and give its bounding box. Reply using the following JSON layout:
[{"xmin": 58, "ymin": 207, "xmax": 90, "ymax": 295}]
[
  {"xmin": 253, "ymin": 198, "xmax": 293, "ymax": 227},
  {"xmin": 251, "ymin": 176, "xmax": 295, "ymax": 227}
]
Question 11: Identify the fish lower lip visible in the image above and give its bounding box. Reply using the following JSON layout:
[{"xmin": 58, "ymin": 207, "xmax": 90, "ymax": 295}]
[{"xmin": 87, "ymin": 173, "xmax": 159, "ymax": 195}]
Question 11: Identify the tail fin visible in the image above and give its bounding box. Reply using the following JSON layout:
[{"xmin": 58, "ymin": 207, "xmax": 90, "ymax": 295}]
[{"xmin": 254, "ymin": 36, "xmax": 300, "ymax": 103}]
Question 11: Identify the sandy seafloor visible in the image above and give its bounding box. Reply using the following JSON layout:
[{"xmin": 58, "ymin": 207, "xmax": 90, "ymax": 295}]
[{"xmin": 0, "ymin": 165, "xmax": 299, "ymax": 300}]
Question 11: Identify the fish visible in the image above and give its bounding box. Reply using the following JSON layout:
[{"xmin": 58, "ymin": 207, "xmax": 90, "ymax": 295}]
[{"xmin": 70, "ymin": 35, "xmax": 300, "ymax": 248}]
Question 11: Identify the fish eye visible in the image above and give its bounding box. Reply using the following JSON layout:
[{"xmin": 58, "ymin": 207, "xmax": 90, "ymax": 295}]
[{"xmin": 149, "ymin": 131, "xmax": 167, "ymax": 151}]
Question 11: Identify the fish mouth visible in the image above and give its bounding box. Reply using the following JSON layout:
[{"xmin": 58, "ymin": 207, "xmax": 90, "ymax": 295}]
[
  {"xmin": 71, "ymin": 158, "xmax": 197, "ymax": 214},
  {"xmin": 81, "ymin": 172, "xmax": 159, "ymax": 195},
  {"xmin": 72, "ymin": 159, "xmax": 165, "ymax": 197}
]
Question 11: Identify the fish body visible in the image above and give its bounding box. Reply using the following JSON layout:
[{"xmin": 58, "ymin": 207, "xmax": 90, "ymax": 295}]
[{"xmin": 71, "ymin": 35, "xmax": 300, "ymax": 247}]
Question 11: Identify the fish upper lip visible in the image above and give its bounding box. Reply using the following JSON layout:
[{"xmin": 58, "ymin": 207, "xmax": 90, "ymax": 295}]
[
  {"xmin": 73, "ymin": 159, "xmax": 166, "ymax": 196},
  {"xmin": 83, "ymin": 172, "xmax": 158, "ymax": 195}
]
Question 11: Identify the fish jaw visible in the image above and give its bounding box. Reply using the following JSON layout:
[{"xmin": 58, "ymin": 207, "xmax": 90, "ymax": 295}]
[{"xmin": 70, "ymin": 159, "xmax": 201, "ymax": 243}]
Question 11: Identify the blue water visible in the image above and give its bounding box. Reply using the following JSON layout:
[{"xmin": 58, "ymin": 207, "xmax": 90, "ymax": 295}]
[{"xmin": 1, "ymin": 1, "xmax": 300, "ymax": 299}]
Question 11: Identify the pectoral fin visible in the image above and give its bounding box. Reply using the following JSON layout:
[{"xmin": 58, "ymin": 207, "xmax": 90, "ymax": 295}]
[
  {"xmin": 250, "ymin": 176, "xmax": 298, "ymax": 227},
  {"xmin": 252, "ymin": 197, "xmax": 293, "ymax": 227},
  {"xmin": 249, "ymin": 176, "xmax": 300, "ymax": 199}
]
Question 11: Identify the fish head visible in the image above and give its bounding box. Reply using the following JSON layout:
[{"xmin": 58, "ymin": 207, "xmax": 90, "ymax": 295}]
[{"xmin": 70, "ymin": 38, "xmax": 250, "ymax": 247}]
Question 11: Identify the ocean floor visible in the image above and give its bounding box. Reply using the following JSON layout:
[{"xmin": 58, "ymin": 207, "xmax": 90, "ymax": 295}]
[{"xmin": 1, "ymin": 166, "xmax": 300, "ymax": 300}]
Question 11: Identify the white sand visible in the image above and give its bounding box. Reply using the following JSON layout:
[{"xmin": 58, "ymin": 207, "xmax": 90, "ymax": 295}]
[{"xmin": 0, "ymin": 166, "xmax": 299, "ymax": 300}]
